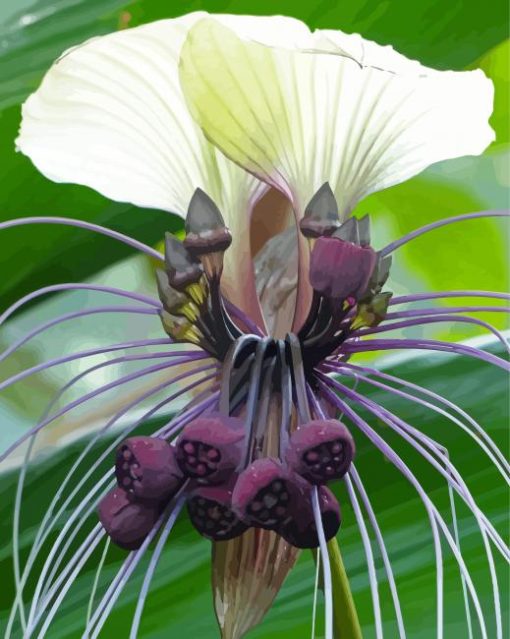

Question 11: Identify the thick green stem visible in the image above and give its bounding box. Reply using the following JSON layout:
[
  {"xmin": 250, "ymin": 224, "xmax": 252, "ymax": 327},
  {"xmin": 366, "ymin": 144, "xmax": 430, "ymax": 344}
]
[{"xmin": 328, "ymin": 538, "xmax": 363, "ymax": 638}]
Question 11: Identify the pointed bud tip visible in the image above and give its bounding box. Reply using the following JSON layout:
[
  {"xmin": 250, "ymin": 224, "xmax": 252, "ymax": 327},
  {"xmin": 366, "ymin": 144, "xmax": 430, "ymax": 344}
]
[
  {"xmin": 184, "ymin": 189, "xmax": 232, "ymax": 256},
  {"xmin": 300, "ymin": 182, "xmax": 340, "ymax": 238},
  {"xmin": 332, "ymin": 216, "xmax": 360, "ymax": 244}
]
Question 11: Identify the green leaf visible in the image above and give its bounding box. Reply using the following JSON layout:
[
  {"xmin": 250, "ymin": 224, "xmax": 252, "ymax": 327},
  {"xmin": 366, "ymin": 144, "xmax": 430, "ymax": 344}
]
[
  {"xmin": 0, "ymin": 0, "xmax": 507, "ymax": 319},
  {"xmin": 1, "ymin": 342, "xmax": 507, "ymax": 637}
]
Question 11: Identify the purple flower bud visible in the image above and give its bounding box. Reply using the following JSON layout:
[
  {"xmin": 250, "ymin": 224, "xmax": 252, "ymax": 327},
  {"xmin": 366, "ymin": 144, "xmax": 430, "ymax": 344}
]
[
  {"xmin": 115, "ymin": 436, "xmax": 183, "ymax": 501},
  {"xmin": 187, "ymin": 480, "xmax": 248, "ymax": 541},
  {"xmin": 280, "ymin": 485, "xmax": 341, "ymax": 549},
  {"xmin": 309, "ymin": 236, "xmax": 377, "ymax": 301},
  {"xmin": 232, "ymin": 458, "xmax": 307, "ymax": 530},
  {"xmin": 98, "ymin": 487, "xmax": 160, "ymax": 550},
  {"xmin": 176, "ymin": 413, "xmax": 244, "ymax": 484},
  {"xmin": 286, "ymin": 420, "xmax": 355, "ymax": 485}
]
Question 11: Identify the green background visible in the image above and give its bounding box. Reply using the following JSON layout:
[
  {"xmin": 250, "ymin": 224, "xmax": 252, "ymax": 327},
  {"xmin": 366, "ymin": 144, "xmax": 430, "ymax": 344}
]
[{"xmin": 0, "ymin": 1, "xmax": 508, "ymax": 637}]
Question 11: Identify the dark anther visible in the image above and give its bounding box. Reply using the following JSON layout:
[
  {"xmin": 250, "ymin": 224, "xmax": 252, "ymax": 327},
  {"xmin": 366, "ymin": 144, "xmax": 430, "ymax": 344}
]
[
  {"xmin": 332, "ymin": 217, "xmax": 360, "ymax": 245},
  {"xmin": 183, "ymin": 188, "xmax": 232, "ymax": 256},
  {"xmin": 115, "ymin": 436, "xmax": 184, "ymax": 501},
  {"xmin": 286, "ymin": 420, "xmax": 355, "ymax": 484},
  {"xmin": 358, "ymin": 215, "xmax": 371, "ymax": 247},
  {"xmin": 155, "ymin": 269, "xmax": 190, "ymax": 315},
  {"xmin": 98, "ymin": 487, "xmax": 161, "ymax": 550},
  {"xmin": 176, "ymin": 414, "xmax": 244, "ymax": 484},
  {"xmin": 164, "ymin": 232, "xmax": 203, "ymax": 290},
  {"xmin": 280, "ymin": 485, "xmax": 341, "ymax": 548},
  {"xmin": 299, "ymin": 183, "xmax": 341, "ymax": 239},
  {"xmin": 232, "ymin": 458, "xmax": 306, "ymax": 530},
  {"xmin": 187, "ymin": 480, "xmax": 247, "ymax": 541}
]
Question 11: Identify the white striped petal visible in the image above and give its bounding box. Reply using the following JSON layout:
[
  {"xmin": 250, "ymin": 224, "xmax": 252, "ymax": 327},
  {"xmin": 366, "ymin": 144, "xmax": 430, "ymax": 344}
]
[
  {"xmin": 15, "ymin": 12, "xmax": 308, "ymax": 322},
  {"xmin": 179, "ymin": 18, "xmax": 495, "ymax": 218}
]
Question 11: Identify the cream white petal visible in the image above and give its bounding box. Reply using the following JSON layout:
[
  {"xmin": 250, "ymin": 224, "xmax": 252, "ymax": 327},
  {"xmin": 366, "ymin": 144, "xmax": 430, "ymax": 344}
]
[
  {"xmin": 179, "ymin": 19, "xmax": 495, "ymax": 218},
  {"xmin": 16, "ymin": 13, "xmax": 308, "ymax": 322}
]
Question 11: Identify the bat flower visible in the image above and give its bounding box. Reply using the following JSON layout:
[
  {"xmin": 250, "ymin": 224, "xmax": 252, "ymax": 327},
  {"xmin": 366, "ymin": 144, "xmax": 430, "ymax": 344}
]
[{"xmin": 3, "ymin": 10, "xmax": 508, "ymax": 639}]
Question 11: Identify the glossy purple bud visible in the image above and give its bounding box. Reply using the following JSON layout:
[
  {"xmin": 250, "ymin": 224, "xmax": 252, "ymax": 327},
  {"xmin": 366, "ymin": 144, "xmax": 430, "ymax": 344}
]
[
  {"xmin": 115, "ymin": 436, "xmax": 183, "ymax": 501},
  {"xmin": 280, "ymin": 485, "xmax": 341, "ymax": 549},
  {"xmin": 98, "ymin": 487, "xmax": 160, "ymax": 550},
  {"xmin": 309, "ymin": 236, "xmax": 377, "ymax": 301},
  {"xmin": 176, "ymin": 414, "xmax": 244, "ymax": 484},
  {"xmin": 187, "ymin": 481, "xmax": 248, "ymax": 541},
  {"xmin": 286, "ymin": 420, "xmax": 355, "ymax": 485},
  {"xmin": 232, "ymin": 458, "xmax": 307, "ymax": 530}
]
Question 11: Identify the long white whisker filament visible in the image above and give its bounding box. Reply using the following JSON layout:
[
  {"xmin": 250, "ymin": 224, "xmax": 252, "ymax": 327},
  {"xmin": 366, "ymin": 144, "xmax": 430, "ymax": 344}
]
[
  {"xmin": 345, "ymin": 473, "xmax": 383, "ymax": 639},
  {"xmin": 129, "ymin": 496, "xmax": 186, "ymax": 638},
  {"xmin": 311, "ymin": 547, "xmax": 321, "ymax": 639},
  {"xmin": 319, "ymin": 381, "xmax": 488, "ymax": 639},
  {"xmin": 311, "ymin": 487, "xmax": 333, "ymax": 639},
  {"xmin": 86, "ymin": 537, "xmax": 111, "ymax": 629},
  {"xmin": 349, "ymin": 465, "xmax": 406, "ymax": 638},
  {"xmin": 28, "ymin": 370, "xmax": 216, "ymax": 621}
]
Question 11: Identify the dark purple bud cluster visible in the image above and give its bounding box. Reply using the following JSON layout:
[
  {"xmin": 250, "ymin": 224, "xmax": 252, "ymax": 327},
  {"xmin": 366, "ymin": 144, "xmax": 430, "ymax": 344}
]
[
  {"xmin": 299, "ymin": 185, "xmax": 393, "ymax": 368},
  {"xmin": 98, "ymin": 417, "xmax": 354, "ymax": 550}
]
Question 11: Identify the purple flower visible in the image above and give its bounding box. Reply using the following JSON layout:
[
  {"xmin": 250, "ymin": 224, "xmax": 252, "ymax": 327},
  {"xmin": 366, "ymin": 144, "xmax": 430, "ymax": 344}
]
[{"xmin": 3, "ymin": 11, "xmax": 507, "ymax": 639}]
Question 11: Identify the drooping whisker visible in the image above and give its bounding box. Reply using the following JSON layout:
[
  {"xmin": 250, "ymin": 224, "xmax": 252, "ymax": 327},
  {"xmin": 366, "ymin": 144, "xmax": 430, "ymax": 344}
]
[
  {"xmin": 0, "ymin": 216, "xmax": 164, "ymax": 261},
  {"xmin": 9, "ymin": 364, "xmax": 216, "ymax": 632},
  {"xmin": 318, "ymin": 372, "xmax": 509, "ymax": 560},
  {"xmin": 327, "ymin": 376, "xmax": 504, "ymax": 636},
  {"xmin": 352, "ymin": 315, "xmax": 510, "ymax": 354},
  {"xmin": 1, "ymin": 357, "xmax": 206, "ymax": 463},
  {"xmin": 323, "ymin": 360, "xmax": 509, "ymax": 480},
  {"xmin": 0, "ymin": 348, "xmax": 207, "ymax": 392},
  {"xmin": 344, "ymin": 473, "xmax": 383, "ymax": 639},
  {"xmin": 348, "ymin": 465, "xmax": 406, "ymax": 638},
  {"xmin": 311, "ymin": 486, "xmax": 333, "ymax": 639},
  {"xmin": 0, "ymin": 305, "xmax": 159, "ymax": 364},
  {"xmin": 25, "ymin": 367, "xmax": 217, "ymax": 612},
  {"xmin": 10, "ymin": 340, "xmax": 201, "ymax": 630},
  {"xmin": 318, "ymin": 380, "xmax": 489, "ymax": 639},
  {"xmin": 86, "ymin": 537, "xmax": 111, "ymax": 630},
  {"xmin": 380, "ymin": 210, "xmax": 509, "ymax": 257},
  {"xmin": 29, "ymin": 478, "xmax": 115, "ymax": 628},
  {"xmin": 0, "ymin": 282, "xmax": 161, "ymax": 325},
  {"xmin": 385, "ymin": 305, "xmax": 510, "ymax": 318},
  {"xmin": 390, "ymin": 291, "xmax": 510, "ymax": 306},
  {"xmin": 24, "ymin": 524, "xmax": 106, "ymax": 638},
  {"xmin": 85, "ymin": 499, "xmax": 184, "ymax": 639},
  {"xmin": 344, "ymin": 338, "xmax": 510, "ymax": 371},
  {"xmin": 129, "ymin": 496, "xmax": 186, "ymax": 639}
]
